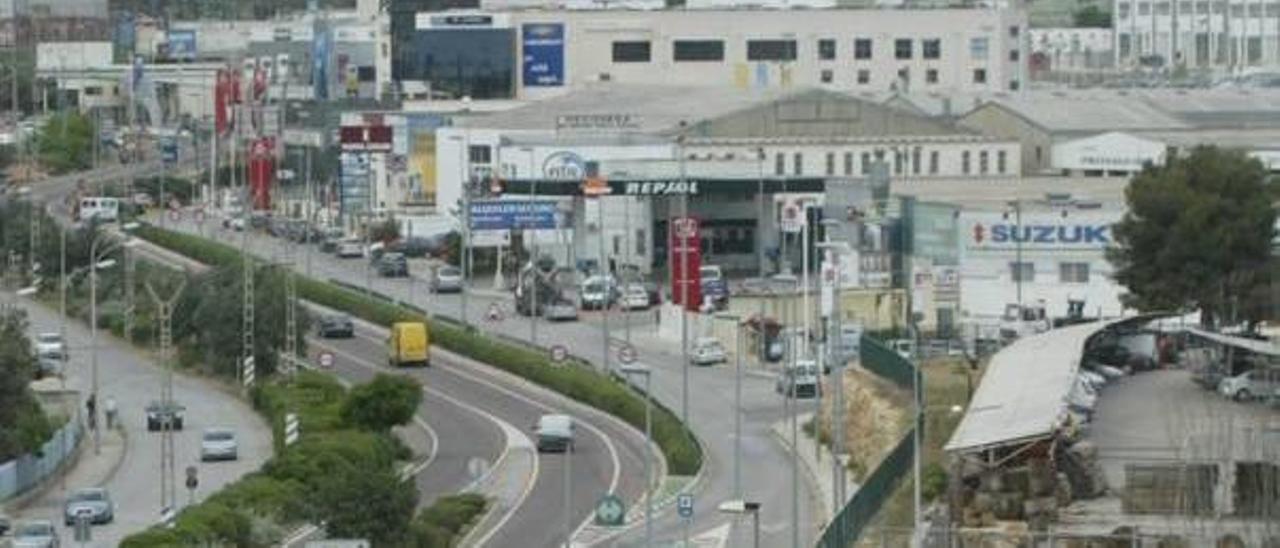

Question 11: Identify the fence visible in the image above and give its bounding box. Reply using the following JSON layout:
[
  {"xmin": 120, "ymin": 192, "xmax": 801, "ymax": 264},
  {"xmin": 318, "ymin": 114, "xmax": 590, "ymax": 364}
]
[
  {"xmin": 817, "ymin": 335, "xmax": 920, "ymax": 547},
  {"xmin": 0, "ymin": 419, "xmax": 84, "ymax": 502}
]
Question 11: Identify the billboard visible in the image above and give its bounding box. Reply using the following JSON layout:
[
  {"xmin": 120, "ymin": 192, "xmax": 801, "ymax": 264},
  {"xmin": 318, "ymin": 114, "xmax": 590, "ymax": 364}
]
[
  {"xmin": 522, "ymin": 23, "xmax": 564, "ymax": 87},
  {"xmin": 166, "ymin": 30, "xmax": 196, "ymax": 61},
  {"xmin": 339, "ymin": 152, "xmax": 371, "ymax": 216},
  {"xmin": 248, "ymin": 137, "xmax": 276, "ymax": 211},
  {"xmin": 964, "ymin": 211, "xmax": 1120, "ymax": 253},
  {"xmin": 669, "ymin": 217, "xmax": 703, "ymax": 312},
  {"xmin": 312, "ymin": 20, "xmax": 332, "ymax": 101},
  {"xmin": 469, "ymin": 201, "xmax": 560, "ymax": 231}
]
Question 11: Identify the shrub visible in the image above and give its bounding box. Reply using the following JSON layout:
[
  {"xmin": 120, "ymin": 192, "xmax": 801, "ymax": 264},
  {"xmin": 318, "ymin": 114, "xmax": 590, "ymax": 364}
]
[
  {"xmin": 410, "ymin": 494, "xmax": 488, "ymax": 547},
  {"xmin": 341, "ymin": 373, "xmax": 423, "ymax": 432}
]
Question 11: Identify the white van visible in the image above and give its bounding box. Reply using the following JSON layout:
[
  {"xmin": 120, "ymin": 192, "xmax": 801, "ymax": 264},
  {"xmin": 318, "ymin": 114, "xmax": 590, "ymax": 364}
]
[
  {"xmin": 534, "ymin": 414, "xmax": 575, "ymax": 453},
  {"xmin": 78, "ymin": 197, "xmax": 120, "ymax": 223}
]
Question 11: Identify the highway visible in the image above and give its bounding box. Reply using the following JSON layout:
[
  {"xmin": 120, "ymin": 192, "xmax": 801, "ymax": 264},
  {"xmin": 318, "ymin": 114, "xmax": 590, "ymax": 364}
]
[{"xmin": 170, "ymin": 215, "xmax": 822, "ymax": 546}]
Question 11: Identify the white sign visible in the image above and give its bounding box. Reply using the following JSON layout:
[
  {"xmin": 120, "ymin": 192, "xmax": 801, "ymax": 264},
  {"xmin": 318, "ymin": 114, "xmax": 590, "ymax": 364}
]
[
  {"xmin": 555, "ymin": 113, "xmax": 642, "ymax": 131},
  {"xmin": 780, "ymin": 202, "xmax": 803, "ymax": 234},
  {"xmin": 318, "ymin": 351, "xmax": 334, "ymax": 369},
  {"xmin": 471, "ymin": 230, "xmax": 511, "ymax": 248}
]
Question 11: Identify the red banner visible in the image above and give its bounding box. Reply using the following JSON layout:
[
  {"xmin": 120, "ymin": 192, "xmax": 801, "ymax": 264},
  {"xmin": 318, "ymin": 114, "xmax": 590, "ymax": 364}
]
[
  {"xmin": 669, "ymin": 216, "xmax": 702, "ymax": 312},
  {"xmin": 214, "ymin": 69, "xmax": 231, "ymax": 135},
  {"xmin": 248, "ymin": 137, "xmax": 275, "ymax": 211}
]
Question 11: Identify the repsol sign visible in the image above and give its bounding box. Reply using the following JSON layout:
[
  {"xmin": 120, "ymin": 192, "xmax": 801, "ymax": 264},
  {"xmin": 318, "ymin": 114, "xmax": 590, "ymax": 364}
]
[
  {"xmin": 623, "ymin": 181, "xmax": 699, "ymax": 195},
  {"xmin": 972, "ymin": 223, "xmax": 1111, "ymax": 247}
]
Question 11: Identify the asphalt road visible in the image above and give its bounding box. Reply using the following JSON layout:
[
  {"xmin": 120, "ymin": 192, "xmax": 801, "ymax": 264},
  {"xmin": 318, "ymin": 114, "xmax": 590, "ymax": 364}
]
[
  {"xmin": 174, "ymin": 217, "xmax": 820, "ymax": 546},
  {"xmin": 9, "ymin": 297, "xmax": 273, "ymax": 546}
]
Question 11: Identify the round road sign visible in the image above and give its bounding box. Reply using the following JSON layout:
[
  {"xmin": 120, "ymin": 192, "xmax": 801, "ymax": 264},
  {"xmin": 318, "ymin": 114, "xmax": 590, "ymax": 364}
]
[
  {"xmin": 318, "ymin": 351, "xmax": 334, "ymax": 369},
  {"xmin": 550, "ymin": 345, "xmax": 568, "ymax": 364},
  {"xmin": 617, "ymin": 343, "xmax": 637, "ymax": 365},
  {"xmin": 168, "ymin": 209, "xmax": 181, "ymax": 222},
  {"xmin": 486, "ymin": 303, "xmax": 504, "ymax": 323},
  {"xmin": 595, "ymin": 494, "xmax": 626, "ymax": 527}
]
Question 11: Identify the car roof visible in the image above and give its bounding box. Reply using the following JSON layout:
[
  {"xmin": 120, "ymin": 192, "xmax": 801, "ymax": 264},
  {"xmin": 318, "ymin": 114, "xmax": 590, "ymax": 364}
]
[
  {"xmin": 538, "ymin": 414, "xmax": 573, "ymax": 429},
  {"xmin": 203, "ymin": 428, "xmax": 235, "ymax": 436}
]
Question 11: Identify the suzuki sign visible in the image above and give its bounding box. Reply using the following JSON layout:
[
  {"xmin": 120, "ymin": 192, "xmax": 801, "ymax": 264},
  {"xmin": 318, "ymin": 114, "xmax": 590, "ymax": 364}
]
[{"xmin": 966, "ymin": 212, "xmax": 1119, "ymax": 252}]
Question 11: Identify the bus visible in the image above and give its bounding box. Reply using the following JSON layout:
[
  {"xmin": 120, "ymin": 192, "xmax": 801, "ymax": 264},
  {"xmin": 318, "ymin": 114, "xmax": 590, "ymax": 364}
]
[{"xmin": 77, "ymin": 197, "xmax": 120, "ymax": 223}]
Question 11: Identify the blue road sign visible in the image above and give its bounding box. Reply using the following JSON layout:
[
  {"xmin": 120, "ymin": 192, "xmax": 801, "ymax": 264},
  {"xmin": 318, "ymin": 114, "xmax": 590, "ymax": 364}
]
[
  {"xmin": 469, "ymin": 200, "xmax": 560, "ymax": 231},
  {"xmin": 677, "ymin": 493, "xmax": 694, "ymax": 519}
]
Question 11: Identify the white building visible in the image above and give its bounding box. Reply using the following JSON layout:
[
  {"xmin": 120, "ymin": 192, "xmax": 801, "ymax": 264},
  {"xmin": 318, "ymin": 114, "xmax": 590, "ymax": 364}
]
[
  {"xmin": 1029, "ymin": 27, "xmax": 1114, "ymax": 70},
  {"xmin": 1113, "ymin": 0, "xmax": 1280, "ymax": 70},
  {"xmin": 1051, "ymin": 131, "xmax": 1168, "ymax": 175}
]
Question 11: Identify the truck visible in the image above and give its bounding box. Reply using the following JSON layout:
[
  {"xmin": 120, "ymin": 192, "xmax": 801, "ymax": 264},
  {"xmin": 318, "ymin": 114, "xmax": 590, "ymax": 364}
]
[
  {"xmin": 699, "ymin": 265, "xmax": 729, "ymax": 310},
  {"xmin": 388, "ymin": 322, "xmax": 430, "ymax": 367}
]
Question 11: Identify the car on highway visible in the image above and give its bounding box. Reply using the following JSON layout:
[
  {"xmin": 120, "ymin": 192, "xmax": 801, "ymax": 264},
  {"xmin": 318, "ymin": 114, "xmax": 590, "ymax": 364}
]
[
  {"xmin": 200, "ymin": 428, "xmax": 239, "ymax": 461},
  {"xmin": 317, "ymin": 314, "xmax": 355, "ymax": 338},
  {"xmin": 580, "ymin": 276, "xmax": 616, "ymax": 310},
  {"xmin": 534, "ymin": 414, "xmax": 575, "ymax": 453},
  {"xmin": 145, "ymin": 400, "xmax": 185, "ymax": 431},
  {"xmin": 776, "ymin": 360, "xmax": 820, "ymax": 399},
  {"xmin": 430, "ymin": 265, "xmax": 464, "ymax": 293},
  {"xmin": 11, "ymin": 519, "xmax": 58, "ymax": 547},
  {"xmin": 543, "ymin": 299, "xmax": 579, "ymax": 322},
  {"xmin": 62, "ymin": 488, "xmax": 114, "ymax": 525},
  {"xmin": 34, "ymin": 332, "xmax": 66, "ymax": 360},
  {"xmin": 335, "ymin": 239, "xmax": 364, "ymax": 259},
  {"xmin": 620, "ymin": 284, "xmax": 651, "ymax": 310},
  {"xmin": 376, "ymin": 252, "xmax": 410, "ymax": 277},
  {"xmin": 1219, "ymin": 367, "xmax": 1280, "ymax": 401},
  {"xmin": 690, "ymin": 337, "xmax": 727, "ymax": 366}
]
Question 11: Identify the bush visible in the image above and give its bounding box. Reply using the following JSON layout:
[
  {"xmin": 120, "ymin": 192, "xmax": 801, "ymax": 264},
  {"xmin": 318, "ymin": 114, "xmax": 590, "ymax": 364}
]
[
  {"xmin": 411, "ymin": 494, "xmax": 488, "ymax": 547},
  {"xmin": 137, "ymin": 226, "xmax": 705, "ymax": 475},
  {"xmin": 341, "ymin": 373, "xmax": 423, "ymax": 432}
]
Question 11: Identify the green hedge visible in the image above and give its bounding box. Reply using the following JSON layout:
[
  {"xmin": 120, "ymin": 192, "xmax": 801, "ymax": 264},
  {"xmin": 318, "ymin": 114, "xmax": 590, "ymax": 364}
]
[
  {"xmin": 410, "ymin": 493, "xmax": 488, "ymax": 547},
  {"xmin": 136, "ymin": 225, "xmax": 703, "ymax": 475}
]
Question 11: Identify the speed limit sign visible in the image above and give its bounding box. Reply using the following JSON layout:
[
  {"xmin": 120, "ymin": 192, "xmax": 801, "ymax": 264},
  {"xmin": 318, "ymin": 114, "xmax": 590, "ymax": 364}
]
[
  {"xmin": 318, "ymin": 351, "xmax": 334, "ymax": 369},
  {"xmin": 549, "ymin": 345, "xmax": 568, "ymax": 364}
]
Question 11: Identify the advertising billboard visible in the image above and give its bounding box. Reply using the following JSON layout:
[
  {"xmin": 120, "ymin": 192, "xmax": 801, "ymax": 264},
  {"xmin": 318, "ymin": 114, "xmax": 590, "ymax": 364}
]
[
  {"xmin": 248, "ymin": 137, "xmax": 276, "ymax": 211},
  {"xmin": 166, "ymin": 30, "xmax": 196, "ymax": 61},
  {"xmin": 669, "ymin": 217, "xmax": 703, "ymax": 312},
  {"xmin": 522, "ymin": 23, "xmax": 565, "ymax": 87},
  {"xmin": 964, "ymin": 211, "xmax": 1120, "ymax": 253},
  {"xmin": 469, "ymin": 201, "xmax": 560, "ymax": 231}
]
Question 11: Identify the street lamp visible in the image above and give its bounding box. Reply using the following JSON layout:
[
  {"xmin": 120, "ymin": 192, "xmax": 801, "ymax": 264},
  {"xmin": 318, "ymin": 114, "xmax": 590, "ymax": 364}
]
[
  {"xmin": 619, "ymin": 364, "xmax": 653, "ymax": 548},
  {"xmin": 89, "ymin": 225, "xmax": 139, "ymax": 455},
  {"xmin": 817, "ymin": 221, "xmax": 853, "ymax": 507},
  {"xmin": 715, "ymin": 312, "xmax": 745, "ymax": 499},
  {"xmin": 718, "ymin": 499, "xmax": 762, "ymax": 548}
]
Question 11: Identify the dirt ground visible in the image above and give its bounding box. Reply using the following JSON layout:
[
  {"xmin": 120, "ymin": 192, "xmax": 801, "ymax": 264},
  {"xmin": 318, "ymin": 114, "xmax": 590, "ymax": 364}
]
[{"xmin": 816, "ymin": 366, "xmax": 911, "ymax": 480}]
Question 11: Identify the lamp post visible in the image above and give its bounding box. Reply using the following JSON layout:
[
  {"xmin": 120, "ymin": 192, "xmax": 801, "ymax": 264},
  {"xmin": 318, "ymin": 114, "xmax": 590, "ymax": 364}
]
[
  {"xmin": 818, "ymin": 218, "xmax": 853, "ymax": 507},
  {"xmin": 89, "ymin": 223, "xmax": 140, "ymax": 455},
  {"xmin": 448, "ymin": 135, "xmax": 471, "ymax": 329},
  {"xmin": 620, "ymin": 364, "xmax": 653, "ymax": 548},
  {"xmin": 716, "ymin": 312, "xmax": 744, "ymax": 499}
]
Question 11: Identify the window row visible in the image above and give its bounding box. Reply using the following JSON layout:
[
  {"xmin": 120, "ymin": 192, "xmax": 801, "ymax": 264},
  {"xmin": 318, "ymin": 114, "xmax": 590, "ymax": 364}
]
[
  {"xmin": 611, "ymin": 36, "xmax": 995, "ymax": 63},
  {"xmin": 1118, "ymin": 0, "xmax": 1280, "ymax": 17},
  {"xmin": 1010, "ymin": 262, "xmax": 1092, "ymax": 283},
  {"xmin": 770, "ymin": 147, "xmax": 1011, "ymax": 176}
]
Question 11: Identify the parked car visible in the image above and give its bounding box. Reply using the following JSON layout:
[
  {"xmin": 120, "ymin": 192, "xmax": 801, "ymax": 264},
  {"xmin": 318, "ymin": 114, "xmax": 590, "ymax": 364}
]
[
  {"xmin": 200, "ymin": 428, "xmax": 239, "ymax": 461},
  {"xmin": 621, "ymin": 284, "xmax": 651, "ymax": 311},
  {"xmin": 1219, "ymin": 368, "xmax": 1280, "ymax": 401},
  {"xmin": 430, "ymin": 266, "xmax": 464, "ymax": 293},
  {"xmin": 534, "ymin": 414, "xmax": 575, "ymax": 453},
  {"xmin": 776, "ymin": 360, "xmax": 820, "ymax": 399},
  {"xmin": 690, "ymin": 337, "xmax": 727, "ymax": 366},
  {"xmin": 335, "ymin": 239, "xmax": 364, "ymax": 258},
  {"xmin": 222, "ymin": 215, "xmax": 246, "ymax": 231},
  {"xmin": 34, "ymin": 332, "xmax": 65, "ymax": 360},
  {"xmin": 317, "ymin": 314, "xmax": 354, "ymax": 338},
  {"xmin": 580, "ymin": 276, "xmax": 616, "ymax": 310},
  {"xmin": 62, "ymin": 488, "xmax": 114, "ymax": 525},
  {"xmin": 12, "ymin": 520, "xmax": 58, "ymax": 548},
  {"xmin": 376, "ymin": 252, "xmax": 409, "ymax": 277},
  {"xmin": 641, "ymin": 281, "xmax": 662, "ymax": 305},
  {"xmin": 36, "ymin": 355, "xmax": 61, "ymax": 378},
  {"xmin": 145, "ymin": 400, "xmax": 185, "ymax": 431},
  {"xmin": 319, "ymin": 229, "xmax": 345, "ymax": 253},
  {"xmin": 543, "ymin": 299, "xmax": 579, "ymax": 322}
]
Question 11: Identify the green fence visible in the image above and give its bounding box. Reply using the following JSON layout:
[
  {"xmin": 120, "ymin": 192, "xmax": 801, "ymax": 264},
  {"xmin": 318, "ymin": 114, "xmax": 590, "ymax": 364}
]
[{"xmin": 816, "ymin": 335, "xmax": 920, "ymax": 548}]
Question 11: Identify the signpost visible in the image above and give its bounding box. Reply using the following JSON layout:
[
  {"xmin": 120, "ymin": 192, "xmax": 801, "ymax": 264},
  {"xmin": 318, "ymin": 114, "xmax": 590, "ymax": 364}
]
[
  {"xmin": 74, "ymin": 512, "xmax": 91, "ymax": 545},
  {"xmin": 617, "ymin": 343, "xmax": 637, "ymax": 365},
  {"xmin": 318, "ymin": 351, "xmax": 334, "ymax": 369},
  {"xmin": 284, "ymin": 413, "xmax": 299, "ymax": 446},
  {"xmin": 549, "ymin": 344, "xmax": 568, "ymax": 364},
  {"xmin": 594, "ymin": 494, "xmax": 626, "ymax": 526},
  {"xmin": 185, "ymin": 465, "xmax": 198, "ymax": 504},
  {"xmin": 486, "ymin": 303, "xmax": 504, "ymax": 323},
  {"xmin": 678, "ymin": 493, "xmax": 694, "ymax": 546}
]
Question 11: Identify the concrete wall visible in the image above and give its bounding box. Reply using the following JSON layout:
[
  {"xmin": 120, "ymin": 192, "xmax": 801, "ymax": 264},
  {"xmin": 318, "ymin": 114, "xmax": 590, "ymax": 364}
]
[{"xmin": 959, "ymin": 103, "xmax": 1054, "ymax": 175}]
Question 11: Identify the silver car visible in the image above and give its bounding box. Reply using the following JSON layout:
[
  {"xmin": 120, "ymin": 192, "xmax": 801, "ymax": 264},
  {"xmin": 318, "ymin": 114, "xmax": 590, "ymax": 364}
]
[
  {"xmin": 431, "ymin": 266, "xmax": 464, "ymax": 293},
  {"xmin": 12, "ymin": 520, "xmax": 59, "ymax": 548},
  {"xmin": 34, "ymin": 332, "xmax": 66, "ymax": 360},
  {"xmin": 690, "ymin": 337, "xmax": 727, "ymax": 366},
  {"xmin": 63, "ymin": 488, "xmax": 113, "ymax": 525},
  {"xmin": 201, "ymin": 428, "xmax": 239, "ymax": 461}
]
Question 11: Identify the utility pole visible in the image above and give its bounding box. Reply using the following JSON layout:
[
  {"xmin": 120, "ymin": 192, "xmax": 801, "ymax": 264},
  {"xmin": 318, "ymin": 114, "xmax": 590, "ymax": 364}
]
[{"xmin": 146, "ymin": 278, "xmax": 187, "ymax": 512}]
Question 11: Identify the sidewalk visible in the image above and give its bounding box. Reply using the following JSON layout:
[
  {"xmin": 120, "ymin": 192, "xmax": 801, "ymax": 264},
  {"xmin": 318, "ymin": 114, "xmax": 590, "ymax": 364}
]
[
  {"xmin": 770, "ymin": 412, "xmax": 860, "ymax": 528},
  {"xmin": 4, "ymin": 425, "xmax": 127, "ymax": 520}
]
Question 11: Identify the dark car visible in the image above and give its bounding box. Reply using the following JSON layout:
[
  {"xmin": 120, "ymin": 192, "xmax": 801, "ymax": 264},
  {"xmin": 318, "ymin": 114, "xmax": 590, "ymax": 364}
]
[
  {"xmin": 145, "ymin": 400, "xmax": 185, "ymax": 431},
  {"xmin": 392, "ymin": 236, "xmax": 441, "ymax": 258},
  {"xmin": 376, "ymin": 252, "xmax": 409, "ymax": 277},
  {"xmin": 318, "ymin": 314, "xmax": 354, "ymax": 338}
]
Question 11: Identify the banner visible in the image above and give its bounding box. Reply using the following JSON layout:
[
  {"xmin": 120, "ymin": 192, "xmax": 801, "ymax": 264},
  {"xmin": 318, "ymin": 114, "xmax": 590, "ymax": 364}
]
[
  {"xmin": 214, "ymin": 69, "xmax": 230, "ymax": 135},
  {"xmin": 248, "ymin": 137, "xmax": 276, "ymax": 211},
  {"xmin": 166, "ymin": 30, "xmax": 196, "ymax": 61},
  {"xmin": 469, "ymin": 200, "xmax": 560, "ymax": 231},
  {"xmin": 522, "ymin": 23, "xmax": 564, "ymax": 87},
  {"xmin": 669, "ymin": 217, "xmax": 703, "ymax": 312}
]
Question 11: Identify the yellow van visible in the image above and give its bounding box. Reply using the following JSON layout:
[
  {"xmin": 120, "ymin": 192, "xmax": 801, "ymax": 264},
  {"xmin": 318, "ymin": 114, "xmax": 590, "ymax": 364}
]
[{"xmin": 388, "ymin": 322, "xmax": 430, "ymax": 367}]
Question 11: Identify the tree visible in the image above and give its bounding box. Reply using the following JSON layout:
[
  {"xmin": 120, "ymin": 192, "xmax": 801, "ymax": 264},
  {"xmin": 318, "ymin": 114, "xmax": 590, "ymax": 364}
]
[
  {"xmin": 341, "ymin": 374, "xmax": 422, "ymax": 432},
  {"xmin": 0, "ymin": 309, "xmax": 54, "ymax": 461},
  {"xmin": 313, "ymin": 465, "xmax": 417, "ymax": 545},
  {"xmin": 1107, "ymin": 146, "xmax": 1277, "ymax": 327},
  {"xmin": 369, "ymin": 216, "xmax": 400, "ymax": 244},
  {"xmin": 1073, "ymin": 5, "xmax": 1112, "ymax": 27},
  {"xmin": 35, "ymin": 112, "xmax": 96, "ymax": 174}
]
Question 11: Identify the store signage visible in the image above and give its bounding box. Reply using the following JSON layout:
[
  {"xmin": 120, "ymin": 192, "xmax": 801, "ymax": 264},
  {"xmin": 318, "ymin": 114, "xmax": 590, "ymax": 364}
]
[
  {"xmin": 469, "ymin": 200, "xmax": 560, "ymax": 230},
  {"xmin": 430, "ymin": 14, "xmax": 493, "ymax": 26},
  {"xmin": 555, "ymin": 114, "xmax": 642, "ymax": 131},
  {"xmin": 522, "ymin": 23, "xmax": 564, "ymax": 87},
  {"xmin": 971, "ymin": 223, "xmax": 1111, "ymax": 247},
  {"xmin": 542, "ymin": 151, "xmax": 586, "ymax": 179},
  {"xmin": 622, "ymin": 181, "xmax": 698, "ymax": 195},
  {"xmin": 669, "ymin": 217, "xmax": 702, "ymax": 312}
]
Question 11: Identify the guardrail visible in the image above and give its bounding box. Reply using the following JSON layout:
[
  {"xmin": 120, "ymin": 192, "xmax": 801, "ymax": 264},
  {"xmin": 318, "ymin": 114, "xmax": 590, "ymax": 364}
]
[{"xmin": 0, "ymin": 419, "xmax": 83, "ymax": 502}]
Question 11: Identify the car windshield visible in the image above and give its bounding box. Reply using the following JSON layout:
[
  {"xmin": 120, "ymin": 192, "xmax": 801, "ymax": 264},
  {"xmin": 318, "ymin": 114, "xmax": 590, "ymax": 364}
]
[
  {"xmin": 205, "ymin": 431, "xmax": 234, "ymax": 441},
  {"xmin": 73, "ymin": 490, "xmax": 105, "ymax": 501},
  {"xmin": 36, "ymin": 334, "xmax": 60, "ymax": 343},
  {"xmin": 585, "ymin": 282, "xmax": 605, "ymax": 293},
  {"xmin": 699, "ymin": 267, "xmax": 721, "ymax": 280},
  {"xmin": 440, "ymin": 267, "xmax": 461, "ymax": 277},
  {"xmin": 16, "ymin": 523, "xmax": 51, "ymax": 536}
]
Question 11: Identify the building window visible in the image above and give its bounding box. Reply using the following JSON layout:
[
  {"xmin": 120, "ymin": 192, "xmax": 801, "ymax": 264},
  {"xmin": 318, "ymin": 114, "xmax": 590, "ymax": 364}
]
[
  {"xmin": 775, "ymin": 152, "xmax": 785, "ymax": 175},
  {"xmin": 912, "ymin": 147, "xmax": 922, "ymax": 175},
  {"xmin": 929, "ymin": 150, "xmax": 939, "ymax": 174},
  {"xmin": 861, "ymin": 152, "xmax": 871, "ymax": 174},
  {"xmin": 1009, "ymin": 79, "xmax": 1021, "ymax": 91},
  {"xmin": 854, "ymin": 38, "xmax": 873, "ymax": 60},
  {"xmin": 1010, "ymin": 262, "xmax": 1034, "ymax": 282},
  {"xmin": 895, "ymin": 38, "xmax": 913, "ymax": 59},
  {"xmin": 961, "ymin": 151, "xmax": 971, "ymax": 174},
  {"xmin": 1060, "ymin": 262, "xmax": 1090, "ymax": 283},
  {"xmin": 468, "ymin": 145, "xmax": 492, "ymax": 164},
  {"xmin": 844, "ymin": 152, "xmax": 853, "ymax": 175},
  {"xmin": 922, "ymin": 38, "xmax": 941, "ymax": 59},
  {"xmin": 856, "ymin": 69, "xmax": 870, "ymax": 84},
  {"xmin": 612, "ymin": 41, "xmax": 651, "ymax": 62},
  {"xmin": 793, "ymin": 152, "xmax": 803, "ymax": 175},
  {"xmin": 636, "ymin": 229, "xmax": 647, "ymax": 255},
  {"xmin": 673, "ymin": 40, "xmax": 725, "ymax": 61},
  {"xmin": 979, "ymin": 150, "xmax": 989, "ymax": 174},
  {"xmin": 818, "ymin": 38, "xmax": 837, "ymax": 60},
  {"xmin": 1009, "ymin": 25, "xmax": 1020, "ymax": 38},
  {"xmin": 747, "ymin": 40, "xmax": 798, "ymax": 61},
  {"xmin": 1009, "ymin": 49, "xmax": 1020, "ymax": 62},
  {"xmin": 925, "ymin": 69, "xmax": 938, "ymax": 84},
  {"xmin": 997, "ymin": 150, "xmax": 1007, "ymax": 174},
  {"xmin": 970, "ymin": 37, "xmax": 989, "ymax": 60},
  {"xmin": 825, "ymin": 152, "xmax": 835, "ymax": 175},
  {"xmin": 893, "ymin": 150, "xmax": 904, "ymax": 174},
  {"xmin": 821, "ymin": 69, "xmax": 834, "ymax": 83},
  {"xmin": 973, "ymin": 68, "xmax": 987, "ymax": 84}
]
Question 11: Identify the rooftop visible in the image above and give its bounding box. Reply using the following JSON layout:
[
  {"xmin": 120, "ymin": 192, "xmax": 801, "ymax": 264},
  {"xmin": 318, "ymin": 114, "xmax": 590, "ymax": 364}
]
[{"xmin": 959, "ymin": 88, "xmax": 1280, "ymax": 135}]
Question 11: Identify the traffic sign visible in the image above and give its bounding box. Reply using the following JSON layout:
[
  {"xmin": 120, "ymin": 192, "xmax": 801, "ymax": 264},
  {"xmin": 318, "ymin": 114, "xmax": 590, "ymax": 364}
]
[
  {"xmin": 594, "ymin": 494, "xmax": 625, "ymax": 526},
  {"xmin": 677, "ymin": 493, "xmax": 694, "ymax": 519},
  {"xmin": 168, "ymin": 209, "xmax": 181, "ymax": 222},
  {"xmin": 284, "ymin": 412, "xmax": 300, "ymax": 446},
  {"xmin": 74, "ymin": 512, "xmax": 92, "ymax": 542},
  {"xmin": 549, "ymin": 344, "xmax": 568, "ymax": 364},
  {"xmin": 318, "ymin": 351, "xmax": 334, "ymax": 369},
  {"xmin": 185, "ymin": 465, "xmax": 198, "ymax": 490},
  {"xmin": 486, "ymin": 303, "xmax": 504, "ymax": 323},
  {"xmin": 616, "ymin": 343, "xmax": 637, "ymax": 365}
]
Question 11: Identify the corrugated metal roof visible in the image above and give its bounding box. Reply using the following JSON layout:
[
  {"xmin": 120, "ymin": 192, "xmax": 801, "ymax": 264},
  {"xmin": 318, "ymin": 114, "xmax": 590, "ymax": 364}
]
[
  {"xmin": 980, "ymin": 91, "xmax": 1191, "ymax": 132},
  {"xmin": 1184, "ymin": 327, "xmax": 1280, "ymax": 357}
]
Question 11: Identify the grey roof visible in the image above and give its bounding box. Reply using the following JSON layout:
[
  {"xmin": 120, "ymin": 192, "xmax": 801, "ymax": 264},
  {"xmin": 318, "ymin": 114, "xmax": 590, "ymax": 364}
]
[
  {"xmin": 1132, "ymin": 128, "xmax": 1280, "ymax": 149},
  {"xmin": 959, "ymin": 88, "xmax": 1280, "ymax": 134}
]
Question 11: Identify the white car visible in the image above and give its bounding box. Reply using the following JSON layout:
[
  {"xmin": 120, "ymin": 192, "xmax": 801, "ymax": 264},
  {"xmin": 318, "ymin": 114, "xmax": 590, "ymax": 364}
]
[
  {"xmin": 1219, "ymin": 368, "xmax": 1280, "ymax": 401},
  {"xmin": 200, "ymin": 428, "xmax": 239, "ymax": 461},
  {"xmin": 34, "ymin": 332, "xmax": 66, "ymax": 360},
  {"xmin": 336, "ymin": 240, "xmax": 364, "ymax": 259},
  {"xmin": 12, "ymin": 519, "xmax": 59, "ymax": 548},
  {"xmin": 621, "ymin": 285, "xmax": 650, "ymax": 310},
  {"xmin": 690, "ymin": 337, "xmax": 727, "ymax": 366}
]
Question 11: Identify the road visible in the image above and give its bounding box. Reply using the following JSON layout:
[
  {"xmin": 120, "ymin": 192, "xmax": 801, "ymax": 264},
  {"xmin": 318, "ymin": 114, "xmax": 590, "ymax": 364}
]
[
  {"xmin": 171, "ymin": 216, "xmax": 821, "ymax": 546},
  {"xmin": 8, "ymin": 297, "xmax": 273, "ymax": 546}
]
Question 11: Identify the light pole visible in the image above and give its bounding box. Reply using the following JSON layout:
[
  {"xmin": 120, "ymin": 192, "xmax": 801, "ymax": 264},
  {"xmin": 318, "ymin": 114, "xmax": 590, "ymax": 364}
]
[
  {"xmin": 718, "ymin": 500, "xmax": 762, "ymax": 548},
  {"xmin": 89, "ymin": 223, "xmax": 140, "ymax": 455},
  {"xmin": 716, "ymin": 312, "xmax": 744, "ymax": 498},
  {"xmin": 620, "ymin": 364, "xmax": 653, "ymax": 548},
  {"xmin": 1005, "ymin": 200, "xmax": 1023, "ymax": 312},
  {"xmin": 818, "ymin": 219, "xmax": 853, "ymax": 507},
  {"xmin": 448, "ymin": 135, "xmax": 471, "ymax": 329}
]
